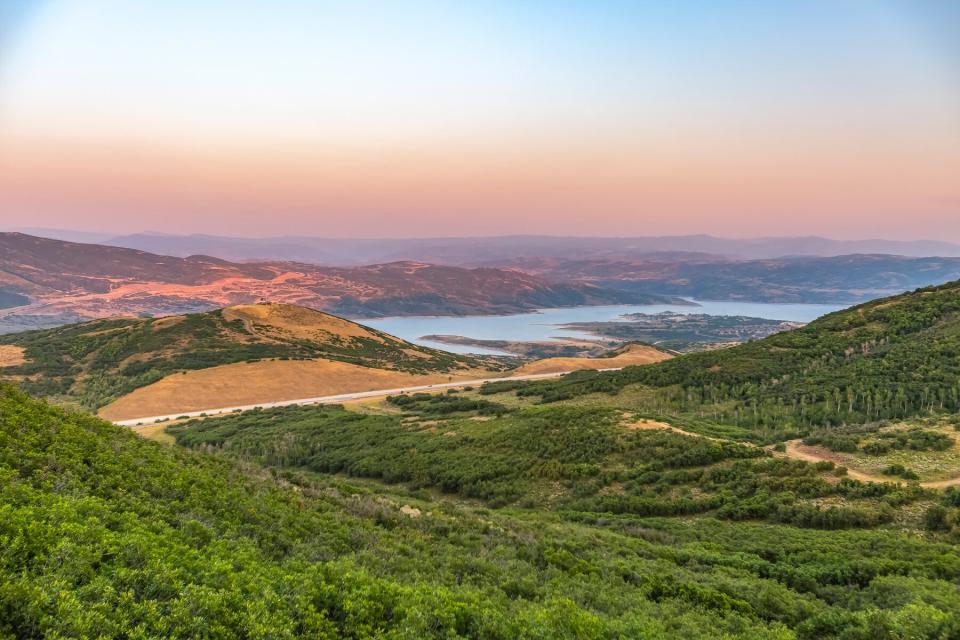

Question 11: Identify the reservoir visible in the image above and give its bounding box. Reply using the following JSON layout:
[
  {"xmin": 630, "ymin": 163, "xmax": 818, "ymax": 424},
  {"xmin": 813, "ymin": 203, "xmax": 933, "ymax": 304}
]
[{"xmin": 361, "ymin": 300, "xmax": 846, "ymax": 354}]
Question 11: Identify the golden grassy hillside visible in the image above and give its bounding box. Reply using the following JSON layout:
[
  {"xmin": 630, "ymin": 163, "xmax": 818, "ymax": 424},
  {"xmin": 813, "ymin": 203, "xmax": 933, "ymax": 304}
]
[
  {"xmin": 99, "ymin": 358, "xmax": 489, "ymax": 421},
  {"xmin": 512, "ymin": 343, "xmax": 672, "ymax": 375}
]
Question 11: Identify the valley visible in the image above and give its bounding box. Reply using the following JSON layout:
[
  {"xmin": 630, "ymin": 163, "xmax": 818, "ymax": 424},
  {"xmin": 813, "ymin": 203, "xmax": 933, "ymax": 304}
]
[
  {"xmin": 421, "ymin": 312, "xmax": 805, "ymax": 356},
  {"xmin": 418, "ymin": 335, "xmax": 611, "ymax": 358},
  {"xmin": 5, "ymin": 3, "xmax": 959, "ymax": 636},
  {"xmin": 558, "ymin": 312, "xmax": 803, "ymax": 352},
  {"xmin": 3, "ymin": 237, "xmax": 960, "ymax": 638},
  {"xmin": 3, "ymin": 276, "xmax": 960, "ymax": 638},
  {"xmin": 0, "ymin": 300, "xmax": 676, "ymax": 424}
]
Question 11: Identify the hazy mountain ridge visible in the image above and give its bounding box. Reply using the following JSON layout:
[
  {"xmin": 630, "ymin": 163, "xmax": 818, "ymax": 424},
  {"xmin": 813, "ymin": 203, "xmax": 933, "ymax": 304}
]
[
  {"xmin": 514, "ymin": 254, "xmax": 960, "ymax": 304},
  {"xmin": 97, "ymin": 232, "xmax": 960, "ymax": 263},
  {"xmin": 6, "ymin": 232, "xmax": 960, "ymax": 334},
  {"xmin": 0, "ymin": 233, "xmax": 669, "ymax": 331}
]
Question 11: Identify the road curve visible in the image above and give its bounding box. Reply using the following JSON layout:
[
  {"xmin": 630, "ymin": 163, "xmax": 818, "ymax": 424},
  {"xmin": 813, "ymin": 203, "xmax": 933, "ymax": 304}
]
[{"xmin": 114, "ymin": 368, "xmax": 622, "ymax": 427}]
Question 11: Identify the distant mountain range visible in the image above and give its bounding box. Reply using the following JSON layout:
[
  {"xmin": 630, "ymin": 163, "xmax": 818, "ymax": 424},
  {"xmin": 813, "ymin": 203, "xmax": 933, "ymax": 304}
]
[
  {"xmin": 0, "ymin": 233, "xmax": 672, "ymax": 332},
  {"xmin": 10, "ymin": 228, "xmax": 960, "ymax": 263},
  {"xmin": 502, "ymin": 254, "xmax": 960, "ymax": 304},
  {"xmin": 5, "ymin": 232, "xmax": 960, "ymax": 333}
]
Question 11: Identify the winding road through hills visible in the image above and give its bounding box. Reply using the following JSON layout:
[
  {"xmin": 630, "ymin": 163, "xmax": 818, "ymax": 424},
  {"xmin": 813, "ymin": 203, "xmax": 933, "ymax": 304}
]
[
  {"xmin": 115, "ymin": 373, "xmax": 960, "ymax": 490},
  {"xmin": 113, "ymin": 368, "xmax": 620, "ymax": 427}
]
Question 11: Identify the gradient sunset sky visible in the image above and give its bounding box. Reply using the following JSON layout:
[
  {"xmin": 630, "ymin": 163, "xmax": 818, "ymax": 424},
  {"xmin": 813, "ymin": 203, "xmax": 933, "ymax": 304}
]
[{"xmin": 1, "ymin": 1, "xmax": 958, "ymax": 239}]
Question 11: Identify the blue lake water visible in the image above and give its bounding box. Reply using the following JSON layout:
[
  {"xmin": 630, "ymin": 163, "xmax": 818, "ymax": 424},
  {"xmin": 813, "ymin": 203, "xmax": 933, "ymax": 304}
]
[{"xmin": 361, "ymin": 300, "xmax": 846, "ymax": 355}]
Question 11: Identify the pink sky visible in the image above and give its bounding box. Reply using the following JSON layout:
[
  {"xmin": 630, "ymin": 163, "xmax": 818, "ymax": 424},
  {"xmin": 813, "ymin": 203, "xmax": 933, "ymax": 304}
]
[{"xmin": 1, "ymin": 1, "xmax": 958, "ymax": 240}]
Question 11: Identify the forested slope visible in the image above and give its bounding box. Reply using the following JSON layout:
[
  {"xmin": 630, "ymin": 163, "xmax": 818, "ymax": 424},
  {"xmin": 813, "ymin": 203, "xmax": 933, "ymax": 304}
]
[{"xmin": 509, "ymin": 281, "xmax": 960, "ymax": 439}]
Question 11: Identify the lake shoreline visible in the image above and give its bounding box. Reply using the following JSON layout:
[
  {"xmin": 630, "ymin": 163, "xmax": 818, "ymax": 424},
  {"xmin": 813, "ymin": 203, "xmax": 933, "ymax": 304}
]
[{"xmin": 363, "ymin": 300, "xmax": 847, "ymax": 354}]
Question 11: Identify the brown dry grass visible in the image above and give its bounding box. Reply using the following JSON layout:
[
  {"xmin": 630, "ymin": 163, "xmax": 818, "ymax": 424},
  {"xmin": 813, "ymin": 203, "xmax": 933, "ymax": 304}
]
[
  {"xmin": 99, "ymin": 358, "xmax": 485, "ymax": 421},
  {"xmin": 513, "ymin": 344, "xmax": 671, "ymax": 375},
  {"xmin": 0, "ymin": 345, "xmax": 26, "ymax": 367},
  {"xmin": 223, "ymin": 303, "xmax": 384, "ymax": 342}
]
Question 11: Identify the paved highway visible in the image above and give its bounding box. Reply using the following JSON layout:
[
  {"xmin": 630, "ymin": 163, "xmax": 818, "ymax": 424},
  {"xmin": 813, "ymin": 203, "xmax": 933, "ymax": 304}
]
[{"xmin": 114, "ymin": 368, "xmax": 623, "ymax": 426}]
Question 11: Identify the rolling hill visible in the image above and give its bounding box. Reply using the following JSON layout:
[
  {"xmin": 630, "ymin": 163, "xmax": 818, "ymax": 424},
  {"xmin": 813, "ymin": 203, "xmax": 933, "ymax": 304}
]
[
  {"xmin": 511, "ymin": 342, "xmax": 672, "ymax": 375},
  {"xmin": 0, "ymin": 232, "xmax": 678, "ymax": 332},
  {"xmin": 3, "ymin": 279, "xmax": 960, "ymax": 638},
  {"xmin": 0, "ymin": 302, "xmax": 502, "ymax": 413},
  {"xmin": 507, "ymin": 279, "xmax": 960, "ymax": 440}
]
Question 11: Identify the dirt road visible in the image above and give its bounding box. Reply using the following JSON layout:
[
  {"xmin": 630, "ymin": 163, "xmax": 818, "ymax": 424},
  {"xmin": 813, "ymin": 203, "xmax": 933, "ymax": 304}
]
[
  {"xmin": 113, "ymin": 368, "xmax": 620, "ymax": 426},
  {"xmin": 781, "ymin": 439, "xmax": 960, "ymax": 488}
]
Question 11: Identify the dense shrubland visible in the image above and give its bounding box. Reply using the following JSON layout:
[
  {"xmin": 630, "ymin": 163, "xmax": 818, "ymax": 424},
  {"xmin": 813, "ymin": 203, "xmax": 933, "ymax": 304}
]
[
  {"xmin": 171, "ymin": 403, "xmax": 931, "ymax": 530},
  {"xmin": 803, "ymin": 424, "xmax": 954, "ymax": 456},
  {"xmin": 387, "ymin": 390, "xmax": 509, "ymax": 416},
  {"xmin": 3, "ymin": 384, "xmax": 960, "ymax": 638}
]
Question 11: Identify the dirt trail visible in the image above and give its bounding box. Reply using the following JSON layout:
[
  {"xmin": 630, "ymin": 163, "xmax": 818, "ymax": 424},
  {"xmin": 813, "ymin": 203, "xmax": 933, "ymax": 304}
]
[
  {"xmin": 624, "ymin": 418, "xmax": 726, "ymax": 443},
  {"xmin": 781, "ymin": 439, "xmax": 960, "ymax": 488},
  {"xmin": 921, "ymin": 476, "xmax": 960, "ymax": 489},
  {"xmin": 628, "ymin": 426, "xmax": 960, "ymax": 489}
]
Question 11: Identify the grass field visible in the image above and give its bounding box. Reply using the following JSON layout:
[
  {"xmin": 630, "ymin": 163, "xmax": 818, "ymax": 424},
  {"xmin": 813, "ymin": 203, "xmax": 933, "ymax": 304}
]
[{"xmin": 98, "ymin": 357, "xmax": 492, "ymax": 421}]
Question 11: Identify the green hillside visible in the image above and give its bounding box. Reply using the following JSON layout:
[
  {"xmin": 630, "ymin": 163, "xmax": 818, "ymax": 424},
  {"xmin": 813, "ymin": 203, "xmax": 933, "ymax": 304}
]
[
  {"xmin": 3, "ymin": 383, "xmax": 960, "ymax": 638},
  {"xmin": 505, "ymin": 281, "xmax": 960, "ymax": 441},
  {"xmin": 0, "ymin": 303, "xmax": 495, "ymax": 410},
  {"xmin": 5, "ymin": 283, "xmax": 960, "ymax": 638}
]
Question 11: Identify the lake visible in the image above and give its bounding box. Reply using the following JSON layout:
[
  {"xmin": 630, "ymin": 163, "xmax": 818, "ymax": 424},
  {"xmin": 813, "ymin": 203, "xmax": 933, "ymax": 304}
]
[{"xmin": 361, "ymin": 300, "xmax": 846, "ymax": 354}]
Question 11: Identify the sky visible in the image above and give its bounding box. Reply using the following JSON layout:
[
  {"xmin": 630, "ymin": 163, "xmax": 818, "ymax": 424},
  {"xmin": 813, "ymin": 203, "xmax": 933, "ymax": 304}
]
[{"xmin": 0, "ymin": 0, "xmax": 958, "ymax": 239}]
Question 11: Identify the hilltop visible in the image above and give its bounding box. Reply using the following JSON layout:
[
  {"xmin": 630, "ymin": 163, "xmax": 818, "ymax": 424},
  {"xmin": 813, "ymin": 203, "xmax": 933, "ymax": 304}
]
[{"xmin": 0, "ymin": 302, "xmax": 500, "ymax": 414}]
